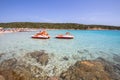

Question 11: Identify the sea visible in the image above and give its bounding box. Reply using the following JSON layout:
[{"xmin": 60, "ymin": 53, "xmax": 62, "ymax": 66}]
[{"xmin": 0, "ymin": 30, "xmax": 120, "ymax": 66}]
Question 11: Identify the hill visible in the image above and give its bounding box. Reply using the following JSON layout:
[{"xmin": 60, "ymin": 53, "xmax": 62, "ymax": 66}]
[{"xmin": 0, "ymin": 22, "xmax": 120, "ymax": 30}]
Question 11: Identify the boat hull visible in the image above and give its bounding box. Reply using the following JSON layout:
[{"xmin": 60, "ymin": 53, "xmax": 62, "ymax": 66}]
[
  {"xmin": 31, "ymin": 36, "xmax": 50, "ymax": 39},
  {"xmin": 55, "ymin": 36, "xmax": 74, "ymax": 39}
]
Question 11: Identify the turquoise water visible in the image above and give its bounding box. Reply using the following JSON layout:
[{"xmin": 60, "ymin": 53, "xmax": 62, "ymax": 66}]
[{"xmin": 0, "ymin": 30, "xmax": 120, "ymax": 63}]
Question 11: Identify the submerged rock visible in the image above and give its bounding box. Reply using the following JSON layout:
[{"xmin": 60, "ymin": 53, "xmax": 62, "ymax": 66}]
[
  {"xmin": 48, "ymin": 76, "xmax": 59, "ymax": 80},
  {"xmin": 25, "ymin": 51, "xmax": 49, "ymax": 66},
  {"xmin": 28, "ymin": 51, "xmax": 49, "ymax": 66},
  {"xmin": 63, "ymin": 56, "xmax": 69, "ymax": 61},
  {"xmin": 0, "ymin": 58, "xmax": 17, "ymax": 69},
  {"xmin": 0, "ymin": 51, "xmax": 50, "ymax": 80},
  {"xmin": 60, "ymin": 60, "xmax": 111, "ymax": 80},
  {"xmin": 0, "ymin": 51, "xmax": 120, "ymax": 80},
  {"xmin": 60, "ymin": 58, "xmax": 120, "ymax": 80},
  {"xmin": 0, "ymin": 53, "xmax": 4, "ymax": 58},
  {"xmin": 96, "ymin": 57, "xmax": 120, "ymax": 80},
  {"xmin": 0, "ymin": 58, "xmax": 48, "ymax": 80},
  {"xmin": 113, "ymin": 54, "xmax": 120, "ymax": 63}
]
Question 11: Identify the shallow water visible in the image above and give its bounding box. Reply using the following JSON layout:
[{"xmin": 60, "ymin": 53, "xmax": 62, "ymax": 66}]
[
  {"xmin": 0, "ymin": 30, "xmax": 120, "ymax": 62},
  {"xmin": 0, "ymin": 30, "xmax": 120, "ymax": 76},
  {"xmin": 0, "ymin": 29, "xmax": 120, "ymax": 77}
]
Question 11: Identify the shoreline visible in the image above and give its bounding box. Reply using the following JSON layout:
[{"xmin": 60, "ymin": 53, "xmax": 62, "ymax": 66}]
[
  {"xmin": 0, "ymin": 28, "xmax": 119, "ymax": 33},
  {"xmin": 0, "ymin": 28, "xmax": 119, "ymax": 35}
]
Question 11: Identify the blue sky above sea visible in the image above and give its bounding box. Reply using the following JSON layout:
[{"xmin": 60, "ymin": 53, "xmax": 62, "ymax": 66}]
[{"xmin": 0, "ymin": 0, "xmax": 120, "ymax": 26}]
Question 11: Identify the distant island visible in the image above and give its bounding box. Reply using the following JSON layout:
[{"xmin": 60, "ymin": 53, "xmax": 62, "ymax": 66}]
[{"xmin": 0, "ymin": 22, "xmax": 120, "ymax": 30}]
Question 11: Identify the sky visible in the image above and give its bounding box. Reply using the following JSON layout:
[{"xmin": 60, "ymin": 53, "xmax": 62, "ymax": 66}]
[{"xmin": 0, "ymin": 0, "xmax": 120, "ymax": 26}]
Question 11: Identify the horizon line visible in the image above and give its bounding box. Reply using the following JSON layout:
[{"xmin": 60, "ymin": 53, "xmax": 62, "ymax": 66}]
[{"xmin": 0, "ymin": 21, "xmax": 120, "ymax": 27}]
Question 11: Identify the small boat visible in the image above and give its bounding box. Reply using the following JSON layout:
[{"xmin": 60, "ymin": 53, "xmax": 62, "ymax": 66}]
[
  {"xmin": 31, "ymin": 30, "xmax": 50, "ymax": 39},
  {"xmin": 55, "ymin": 35, "xmax": 74, "ymax": 39},
  {"xmin": 55, "ymin": 32, "xmax": 74, "ymax": 39},
  {"xmin": 32, "ymin": 35, "xmax": 50, "ymax": 39}
]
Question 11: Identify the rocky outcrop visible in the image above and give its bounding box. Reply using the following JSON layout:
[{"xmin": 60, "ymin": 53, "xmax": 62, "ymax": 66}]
[
  {"xmin": 60, "ymin": 60, "xmax": 111, "ymax": 80},
  {"xmin": 96, "ymin": 57, "xmax": 120, "ymax": 80},
  {"xmin": 0, "ymin": 58, "xmax": 49, "ymax": 80},
  {"xmin": 0, "ymin": 51, "xmax": 51, "ymax": 80},
  {"xmin": 60, "ymin": 58, "xmax": 120, "ymax": 80},
  {"xmin": 0, "ymin": 51, "xmax": 120, "ymax": 80}
]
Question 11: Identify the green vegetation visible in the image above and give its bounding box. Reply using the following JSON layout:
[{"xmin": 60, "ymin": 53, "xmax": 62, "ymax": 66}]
[{"xmin": 0, "ymin": 22, "xmax": 120, "ymax": 30}]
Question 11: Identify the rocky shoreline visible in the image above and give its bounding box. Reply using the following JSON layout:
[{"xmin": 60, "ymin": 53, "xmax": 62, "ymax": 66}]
[{"xmin": 0, "ymin": 51, "xmax": 120, "ymax": 80}]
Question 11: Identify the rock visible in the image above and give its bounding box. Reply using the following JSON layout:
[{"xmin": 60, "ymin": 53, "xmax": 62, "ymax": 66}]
[
  {"xmin": 60, "ymin": 57, "xmax": 120, "ymax": 80},
  {"xmin": 0, "ymin": 58, "xmax": 47, "ymax": 80},
  {"xmin": 60, "ymin": 60, "xmax": 112, "ymax": 80},
  {"xmin": 114, "ymin": 64, "xmax": 120, "ymax": 71},
  {"xmin": 48, "ymin": 76, "xmax": 59, "ymax": 80},
  {"xmin": 37, "ymin": 53, "xmax": 49, "ymax": 66},
  {"xmin": 63, "ymin": 56, "xmax": 69, "ymax": 61},
  {"xmin": 0, "ymin": 58, "xmax": 17, "ymax": 69},
  {"xmin": 0, "ymin": 75, "xmax": 5, "ymax": 80},
  {"xmin": 112, "ymin": 64, "xmax": 120, "ymax": 79},
  {"xmin": 1, "ymin": 53, "xmax": 120, "ymax": 80},
  {"xmin": 29, "ymin": 51, "xmax": 49, "ymax": 66},
  {"xmin": 30, "ymin": 51, "xmax": 43, "ymax": 58},
  {"xmin": 113, "ymin": 54, "xmax": 120, "ymax": 63},
  {"xmin": 96, "ymin": 57, "xmax": 120, "ymax": 80},
  {"xmin": 0, "ymin": 58, "xmax": 31, "ymax": 80},
  {"xmin": 0, "ymin": 53, "xmax": 4, "ymax": 58}
]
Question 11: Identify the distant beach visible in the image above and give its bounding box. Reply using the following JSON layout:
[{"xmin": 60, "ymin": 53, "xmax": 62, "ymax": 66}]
[{"xmin": 0, "ymin": 28, "xmax": 39, "ymax": 34}]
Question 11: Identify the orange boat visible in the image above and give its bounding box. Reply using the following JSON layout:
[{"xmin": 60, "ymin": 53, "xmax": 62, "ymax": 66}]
[
  {"xmin": 32, "ymin": 35, "xmax": 50, "ymax": 39},
  {"xmin": 55, "ymin": 35, "xmax": 74, "ymax": 39},
  {"xmin": 55, "ymin": 32, "xmax": 74, "ymax": 39},
  {"xmin": 31, "ymin": 30, "xmax": 50, "ymax": 39}
]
